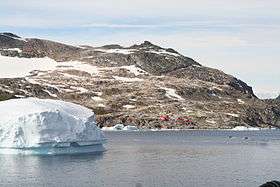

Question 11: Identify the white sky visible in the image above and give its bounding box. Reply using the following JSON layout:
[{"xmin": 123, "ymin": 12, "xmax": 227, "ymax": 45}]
[{"xmin": 0, "ymin": 0, "xmax": 279, "ymax": 98}]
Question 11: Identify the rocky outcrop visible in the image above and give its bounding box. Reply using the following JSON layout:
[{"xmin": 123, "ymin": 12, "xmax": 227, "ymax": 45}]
[
  {"xmin": 0, "ymin": 33, "xmax": 279, "ymax": 129},
  {"xmin": 0, "ymin": 32, "xmax": 81, "ymax": 60},
  {"xmin": 167, "ymin": 65, "xmax": 255, "ymax": 97}
]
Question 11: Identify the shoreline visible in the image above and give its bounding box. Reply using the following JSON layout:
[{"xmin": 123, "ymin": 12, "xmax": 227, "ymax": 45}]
[{"xmin": 101, "ymin": 127, "xmax": 278, "ymax": 132}]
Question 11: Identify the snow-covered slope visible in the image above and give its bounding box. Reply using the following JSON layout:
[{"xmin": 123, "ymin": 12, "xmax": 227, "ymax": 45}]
[
  {"xmin": 0, "ymin": 54, "xmax": 58, "ymax": 78},
  {"xmin": 0, "ymin": 98, "xmax": 105, "ymax": 150}
]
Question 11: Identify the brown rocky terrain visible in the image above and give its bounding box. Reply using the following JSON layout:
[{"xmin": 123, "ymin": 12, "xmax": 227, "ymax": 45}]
[{"xmin": 0, "ymin": 32, "xmax": 279, "ymax": 129}]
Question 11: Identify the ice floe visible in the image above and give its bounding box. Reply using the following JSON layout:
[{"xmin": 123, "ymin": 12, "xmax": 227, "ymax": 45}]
[
  {"xmin": 231, "ymin": 126, "xmax": 260, "ymax": 131},
  {"xmin": 102, "ymin": 124, "xmax": 139, "ymax": 131}
]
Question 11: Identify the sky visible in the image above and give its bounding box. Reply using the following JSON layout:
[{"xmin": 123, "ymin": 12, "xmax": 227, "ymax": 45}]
[{"xmin": 0, "ymin": 0, "xmax": 279, "ymax": 98}]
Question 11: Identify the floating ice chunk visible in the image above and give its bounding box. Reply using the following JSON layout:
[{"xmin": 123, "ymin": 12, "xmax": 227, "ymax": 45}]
[
  {"xmin": 231, "ymin": 126, "xmax": 260, "ymax": 131},
  {"xmin": 0, "ymin": 98, "xmax": 105, "ymax": 154},
  {"xmin": 101, "ymin": 126, "xmax": 116, "ymax": 131},
  {"xmin": 113, "ymin": 124, "xmax": 125, "ymax": 130},
  {"xmin": 101, "ymin": 125, "xmax": 123, "ymax": 131},
  {"xmin": 101, "ymin": 124, "xmax": 138, "ymax": 131},
  {"xmin": 123, "ymin": 125, "xmax": 139, "ymax": 131}
]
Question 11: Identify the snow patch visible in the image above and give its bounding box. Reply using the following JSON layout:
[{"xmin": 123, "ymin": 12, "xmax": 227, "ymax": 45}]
[
  {"xmin": 91, "ymin": 96, "xmax": 104, "ymax": 102},
  {"xmin": 211, "ymin": 86, "xmax": 223, "ymax": 91},
  {"xmin": 0, "ymin": 55, "xmax": 58, "ymax": 78},
  {"xmin": 206, "ymin": 120, "xmax": 216, "ymax": 124},
  {"xmin": 225, "ymin": 113, "xmax": 240, "ymax": 118},
  {"xmin": 123, "ymin": 105, "xmax": 136, "ymax": 109},
  {"xmin": 148, "ymin": 49, "xmax": 180, "ymax": 57},
  {"xmin": 43, "ymin": 89, "xmax": 58, "ymax": 98},
  {"xmin": 161, "ymin": 87, "xmax": 184, "ymax": 101},
  {"xmin": 14, "ymin": 95, "xmax": 26, "ymax": 98},
  {"xmin": 121, "ymin": 65, "xmax": 147, "ymax": 76},
  {"xmin": 94, "ymin": 48, "xmax": 136, "ymax": 55},
  {"xmin": 237, "ymin": 99, "xmax": 245, "ymax": 104},
  {"xmin": 2, "ymin": 48, "xmax": 22, "ymax": 53},
  {"xmin": 97, "ymin": 103, "xmax": 106, "ymax": 107},
  {"xmin": 0, "ymin": 86, "xmax": 14, "ymax": 94},
  {"xmin": 0, "ymin": 54, "xmax": 99, "ymax": 78}
]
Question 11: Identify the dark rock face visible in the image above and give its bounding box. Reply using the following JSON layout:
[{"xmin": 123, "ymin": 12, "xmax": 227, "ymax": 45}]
[
  {"xmin": 0, "ymin": 33, "xmax": 279, "ymax": 129},
  {"xmin": 131, "ymin": 52, "xmax": 199, "ymax": 75},
  {"xmin": 167, "ymin": 66, "xmax": 255, "ymax": 97},
  {"xmin": 0, "ymin": 33, "xmax": 81, "ymax": 60},
  {"xmin": 0, "ymin": 33, "xmax": 25, "ymax": 49},
  {"xmin": 1, "ymin": 33, "xmax": 21, "ymax": 38},
  {"xmin": 23, "ymin": 39, "xmax": 81, "ymax": 61}
]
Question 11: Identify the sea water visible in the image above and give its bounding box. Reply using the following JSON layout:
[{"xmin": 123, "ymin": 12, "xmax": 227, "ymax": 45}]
[{"xmin": 1, "ymin": 130, "xmax": 280, "ymax": 187}]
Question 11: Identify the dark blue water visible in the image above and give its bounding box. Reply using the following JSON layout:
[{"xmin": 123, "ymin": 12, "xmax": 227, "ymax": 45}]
[{"xmin": 1, "ymin": 130, "xmax": 280, "ymax": 187}]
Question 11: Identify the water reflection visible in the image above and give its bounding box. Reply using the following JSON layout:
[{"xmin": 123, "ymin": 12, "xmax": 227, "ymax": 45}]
[
  {"xmin": 0, "ymin": 152, "xmax": 104, "ymax": 186},
  {"xmin": 1, "ymin": 130, "xmax": 280, "ymax": 187}
]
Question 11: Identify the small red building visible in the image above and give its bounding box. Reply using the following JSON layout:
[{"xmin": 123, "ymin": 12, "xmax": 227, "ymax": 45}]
[{"xmin": 160, "ymin": 115, "xmax": 170, "ymax": 121}]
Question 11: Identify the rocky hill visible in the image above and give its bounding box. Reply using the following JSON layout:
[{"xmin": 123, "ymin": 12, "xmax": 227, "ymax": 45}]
[{"xmin": 0, "ymin": 32, "xmax": 279, "ymax": 129}]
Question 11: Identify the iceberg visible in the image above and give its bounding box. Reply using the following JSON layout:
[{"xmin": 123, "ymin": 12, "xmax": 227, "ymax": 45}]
[
  {"xmin": 123, "ymin": 125, "xmax": 139, "ymax": 131},
  {"xmin": 231, "ymin": 126, "xmax": 260, "ymax": 131},
  {"xmin": 101, "ymin": 124, "xmax": 139, "ymax": 131},
  {"xmin": 0, "ymin": 98, "xmax": 105, "ymax": 155}
]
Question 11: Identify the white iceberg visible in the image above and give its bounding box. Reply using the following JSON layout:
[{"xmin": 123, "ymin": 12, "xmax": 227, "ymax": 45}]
[
  {"xmin": 101, "ymin": 124, "xmax": 139, "ymax": 131},
  {"xmin": 231, "ymin": 126, "xmax": 260, "ymax": 131},
  {"xmin": 113, "ymin": 124, "xmax": 125, "ymax": 130},
  {"xmin": 123, "ymin": 125, "xmax": 139, "ymax": 131},
  {"xmin": 0, "ymin": 98, "xmax": 105, "ymax": 155}
]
